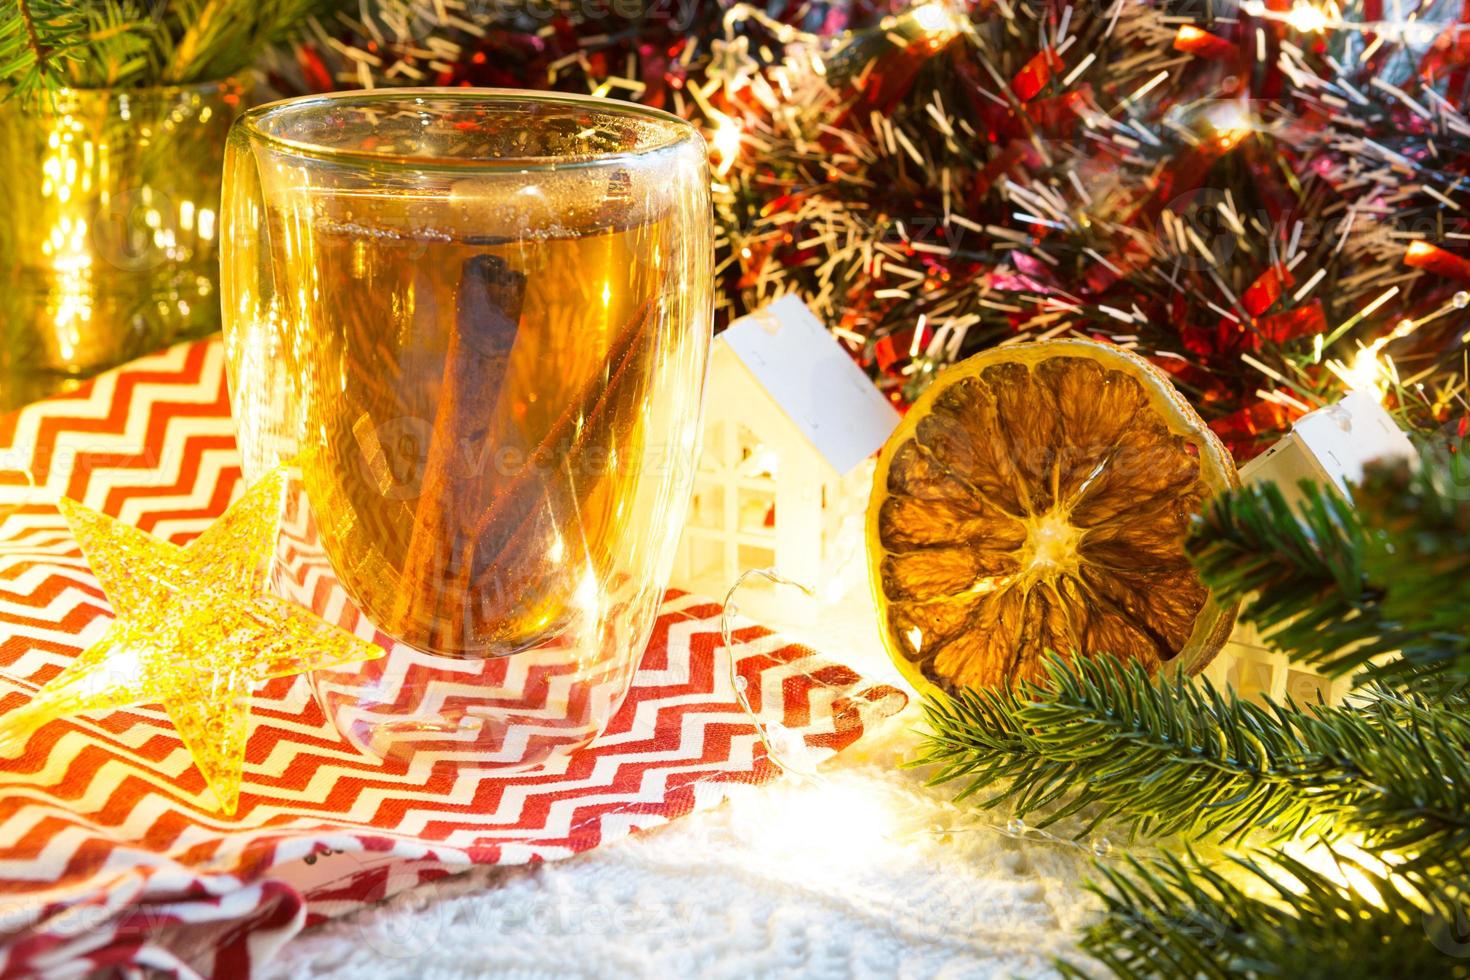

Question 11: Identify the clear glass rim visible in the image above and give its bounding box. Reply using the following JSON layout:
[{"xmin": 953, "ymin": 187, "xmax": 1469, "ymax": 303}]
[{"xmin": 238, "ymin": 87, "xmax": 704, "ymax": 172}]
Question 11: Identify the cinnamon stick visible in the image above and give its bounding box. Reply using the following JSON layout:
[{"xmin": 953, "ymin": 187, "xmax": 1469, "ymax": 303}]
[
  {"xmin": 390, "ymin": 254, "xmax": 526, "ymax": 649},
  {"xmin": 462, "ymin": 297, "xmax": 658, "ymax": 638}
]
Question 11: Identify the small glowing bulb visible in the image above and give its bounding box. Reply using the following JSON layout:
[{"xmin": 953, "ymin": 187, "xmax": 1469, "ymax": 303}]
[
  {"xmin": 1339, "ymin": 346, "xmax": 1388, "ymax": 397},
  {"xmin": 1286, "ymin": 1, "xmax": 1329, "ymax": 33},
  {"xmin": 1206, "ymin": 102, "xmax": 1254, "ymax": 143},
  {"xmin": 910, "ymin": 1, "xmax": 961, "ymax": 35},
  {"xmin": 708, "ymin": 113, "xmax": 742, "ymax": 178},
  {"xmin": 759, "ymin": 782, "xmax": 898, "ymax": 878}
]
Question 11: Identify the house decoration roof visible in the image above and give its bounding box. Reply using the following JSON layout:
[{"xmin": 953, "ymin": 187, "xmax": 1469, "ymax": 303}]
[{"xmin": 716, "ymin": 294, "xmax": 901, "ymax": 477}]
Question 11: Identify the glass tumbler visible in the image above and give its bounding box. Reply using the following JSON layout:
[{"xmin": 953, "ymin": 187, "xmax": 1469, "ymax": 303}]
[{"xmin": 221, "ymin": 90, "xmax": 712, "ymax": 769}]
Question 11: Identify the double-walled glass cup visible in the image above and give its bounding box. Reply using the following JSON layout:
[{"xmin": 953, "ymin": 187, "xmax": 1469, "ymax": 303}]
[{"xmin": 221, "ymin": 90, "xmax": 712, "ymax": 769}]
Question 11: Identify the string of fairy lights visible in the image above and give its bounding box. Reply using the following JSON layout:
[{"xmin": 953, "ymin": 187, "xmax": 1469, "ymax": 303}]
[{"xmin": 717, "ymin": 567, "xmax": 1127, "ymax": 864}]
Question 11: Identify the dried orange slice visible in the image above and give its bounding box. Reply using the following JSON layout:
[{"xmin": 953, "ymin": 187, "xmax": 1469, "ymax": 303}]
[{"xmin": 868, "ymin": 338, "xmax": 1237, "ymax": 697}]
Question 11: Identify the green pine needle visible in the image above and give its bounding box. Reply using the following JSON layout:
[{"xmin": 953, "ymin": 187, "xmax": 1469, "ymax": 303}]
[
  {"xmin": 915, "ymin": 654, "xmax": 1470, "ymax": 873},
  {"xmin": 1061, "ymin": 847, "xmax": 1470, "ymax": 980},
  {"xmin": 0, "ymin": 0, "xmax": 329, "ymax": 94},
  {"xmin": 1186, "ymin": 441, "xmax": 1470, "ymax": 691}
]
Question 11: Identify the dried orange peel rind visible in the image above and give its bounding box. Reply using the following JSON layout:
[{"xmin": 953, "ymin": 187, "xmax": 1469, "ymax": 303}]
[{"xmin": 867, "ymin": 338, "xmax": 1238, "ymax": 699}]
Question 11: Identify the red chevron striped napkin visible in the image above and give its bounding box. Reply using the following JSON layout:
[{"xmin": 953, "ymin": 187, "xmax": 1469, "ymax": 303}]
[{"xmin": 0, "ymin": 340, "xmax": 905, "ymax": 979}]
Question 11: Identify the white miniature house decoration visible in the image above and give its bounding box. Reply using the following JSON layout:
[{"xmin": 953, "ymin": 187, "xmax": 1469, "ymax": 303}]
[
  {"xmin": 1200, "ymin": 390, "xmax": 1417, "ymax": 706},
  {"xmin": 672, "ymin": 295, "xmax": 901, "ymax": 618}
]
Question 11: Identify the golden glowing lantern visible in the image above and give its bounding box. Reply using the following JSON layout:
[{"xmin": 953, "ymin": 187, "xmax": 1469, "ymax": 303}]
[{"xmin": 0, "ymin": 79, "xmax": 247, "ymax": 409}]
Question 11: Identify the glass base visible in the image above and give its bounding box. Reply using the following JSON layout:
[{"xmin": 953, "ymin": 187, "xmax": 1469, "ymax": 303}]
[{"xmin": 273, "ymin": 476, "xmax": 645, "ymax": 772}]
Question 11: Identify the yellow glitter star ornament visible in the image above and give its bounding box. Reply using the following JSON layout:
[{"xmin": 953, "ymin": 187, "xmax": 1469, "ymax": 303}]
[{"xmin": 0, "ymin": 468, "xmax": 383, "ymax": 815}]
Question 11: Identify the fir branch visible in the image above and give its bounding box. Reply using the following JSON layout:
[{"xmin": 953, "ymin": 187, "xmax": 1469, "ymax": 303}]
[
  {"xmin": 0, "ymin": 0, "xmax": 329, "ymax": 92},
  {"xmin": 0, "ymin": 0, "xmax": 82, "ymax": 98},
  {"xmin": 916, "ymin": 655, "xmax": 1470, "ymax": 872},
  {"xmin": 1187, "ymin": 442, "xmax": 1470, "ymax": 690},
  {"xmin": 14, "ymin": 0, "xmax": 50, "ymax": 79},
  {"xmin": 1063, "ymin": 848, "xmax": 1470, "ymax": 980},
  {"xmin": 916, "ymin": 656, "xmax": 1334, "ymax": 843},
  {"xmin": 160, "ymin": 0, "xmax": 324, "ymax": 84},
  {"xmin": 1186, "ymin": 479, "xmax": 1386, "ymax": 676}
]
